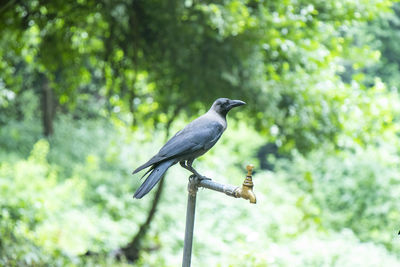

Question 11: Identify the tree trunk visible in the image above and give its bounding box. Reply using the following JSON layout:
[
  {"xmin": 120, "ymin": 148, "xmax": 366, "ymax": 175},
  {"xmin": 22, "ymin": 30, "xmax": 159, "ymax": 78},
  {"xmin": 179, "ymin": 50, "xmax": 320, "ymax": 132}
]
[
  {"xmin": 118, "ymin": 107, "xmax": 181, "ymax": 262},
  {"xmin": 120, "ymin": 176, "xmax": 166, "ymax": 262},
  {"xmin": 41, "ymin": 75, "xmax": 54, "ymax": 137}
]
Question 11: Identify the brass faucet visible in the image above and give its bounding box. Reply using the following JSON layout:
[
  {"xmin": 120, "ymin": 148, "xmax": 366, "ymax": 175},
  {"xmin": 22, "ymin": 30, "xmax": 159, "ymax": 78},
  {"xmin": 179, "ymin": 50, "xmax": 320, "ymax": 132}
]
[{"xmin": 234, "ymin": 165, "xmax": 256, "ymax": 204}]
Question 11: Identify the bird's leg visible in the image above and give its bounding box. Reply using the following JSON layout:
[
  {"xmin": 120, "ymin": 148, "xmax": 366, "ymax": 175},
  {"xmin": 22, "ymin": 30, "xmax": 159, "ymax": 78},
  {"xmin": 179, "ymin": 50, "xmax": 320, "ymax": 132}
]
[
  {"xmin": 181, "ymin": 159, "xmax": 211, "ymax": 180},
  {"xmin": 179, "ymin": 161, "xmax": 187, "ymax": 169},
  {"xmin": 179, "ymin": 161, "xmax": 191, "ymax": 174},
  {"xmin": 179, "ymin": 160, "xmax": 194, "ymax": 173}
]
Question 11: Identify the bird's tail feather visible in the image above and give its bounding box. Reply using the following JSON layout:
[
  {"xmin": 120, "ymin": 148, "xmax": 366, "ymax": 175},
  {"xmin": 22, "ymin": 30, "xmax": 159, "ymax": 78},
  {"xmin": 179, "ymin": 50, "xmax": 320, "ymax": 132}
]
[
  {"xmin": 140, "ymin": 166, "xmax": 154, "ymax": 179},
  {"xmin": 132, "ymin": 162, "xmax": 151, "ymax": 175},
  {"xmin": 133, "ymin": 159, "xmax": 175, "ymax": 199},
  {"xmin": 132, "ymin": 155, "xmax": 160, "ymax": 174}
]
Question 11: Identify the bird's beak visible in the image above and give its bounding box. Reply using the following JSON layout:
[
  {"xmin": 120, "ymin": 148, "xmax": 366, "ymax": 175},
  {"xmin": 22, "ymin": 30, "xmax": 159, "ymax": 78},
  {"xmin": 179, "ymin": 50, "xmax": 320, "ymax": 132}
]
[{"xmin": 228, "ymin": 99, "xmax": 246, "ymax": 109}]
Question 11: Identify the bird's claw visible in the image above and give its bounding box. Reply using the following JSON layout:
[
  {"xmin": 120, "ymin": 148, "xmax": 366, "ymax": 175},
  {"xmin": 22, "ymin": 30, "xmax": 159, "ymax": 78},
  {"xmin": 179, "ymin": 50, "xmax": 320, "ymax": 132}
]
[
  {"xmin": 188, "ymin": 174, "xmax": 211, "ymax": 181},
  {"xmin": 199, "ymin": 176, "xmax": 211, "ymax": 181},
  {"xmin": 190, "ymin": 171, "xmax": 210, "ymax": 180}
]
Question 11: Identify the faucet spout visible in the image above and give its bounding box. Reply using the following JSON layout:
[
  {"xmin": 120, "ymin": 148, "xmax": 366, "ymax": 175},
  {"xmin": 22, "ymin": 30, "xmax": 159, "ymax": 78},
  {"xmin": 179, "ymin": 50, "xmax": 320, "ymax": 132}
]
[{"xmin": 246, "ymin": 188, "xmax": 257, "ymax": 204}]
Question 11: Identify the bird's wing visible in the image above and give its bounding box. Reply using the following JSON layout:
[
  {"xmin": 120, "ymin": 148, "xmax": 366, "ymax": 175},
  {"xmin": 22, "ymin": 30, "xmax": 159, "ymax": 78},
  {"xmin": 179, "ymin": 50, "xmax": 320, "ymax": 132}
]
[
  {"xmin": 158, "ymin": 120, "xmax": 223, "ymax": 158},
  {"xmin": 132, "ymin": 117, "xmax": 224, "ymax": 174}
]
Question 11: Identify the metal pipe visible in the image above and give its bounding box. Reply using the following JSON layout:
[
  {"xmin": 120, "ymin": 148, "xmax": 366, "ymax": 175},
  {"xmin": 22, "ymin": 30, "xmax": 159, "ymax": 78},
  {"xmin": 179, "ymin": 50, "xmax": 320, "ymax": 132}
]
[
  {"xmin": 182, "ymin": 165, "xmax": 256, "ymax": 266},
  {"xmin": 198, "ymin": 179, "xmax": 239, "ymax": 198},
  {"xmin": 182, "ymin": 176, "xmax": 198, "ymax": 267}
]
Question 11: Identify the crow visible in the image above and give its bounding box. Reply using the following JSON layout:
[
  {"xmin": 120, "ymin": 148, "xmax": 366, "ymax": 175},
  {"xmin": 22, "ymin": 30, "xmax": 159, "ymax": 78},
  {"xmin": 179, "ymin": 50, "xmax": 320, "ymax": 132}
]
[{"xmin": 132, "ymin": 98, "xmax": 246, "ymax": 199}]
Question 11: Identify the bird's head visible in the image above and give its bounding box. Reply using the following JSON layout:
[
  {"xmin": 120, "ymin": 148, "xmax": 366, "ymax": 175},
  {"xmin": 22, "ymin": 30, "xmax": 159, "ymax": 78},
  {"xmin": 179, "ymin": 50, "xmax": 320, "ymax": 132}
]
[{"xmin": 210, "ymin": 98, "xmax": 246, "ymax": 117}]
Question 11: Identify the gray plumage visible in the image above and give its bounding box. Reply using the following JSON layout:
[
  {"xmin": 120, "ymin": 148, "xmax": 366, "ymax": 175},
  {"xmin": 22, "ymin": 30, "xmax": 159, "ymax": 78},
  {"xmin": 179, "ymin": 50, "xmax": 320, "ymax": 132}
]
[{"xmin": 132, "ymin": 98, "xmax": 246, "ymax": 199}]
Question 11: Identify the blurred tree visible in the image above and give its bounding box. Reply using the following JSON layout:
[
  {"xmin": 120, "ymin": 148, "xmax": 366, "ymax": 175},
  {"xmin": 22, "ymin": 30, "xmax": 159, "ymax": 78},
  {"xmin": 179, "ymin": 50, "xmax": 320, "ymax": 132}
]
[
  {"xmin": 0, "ymin": 0, "xmax": 394, "ymax": 148},
  {"xmin": 361, "ymin": 2, "xmax": 400, "ymax": 91},
  {"xmin": 0, "ymin": 0, "xmax": 102, "ymax": 135}
]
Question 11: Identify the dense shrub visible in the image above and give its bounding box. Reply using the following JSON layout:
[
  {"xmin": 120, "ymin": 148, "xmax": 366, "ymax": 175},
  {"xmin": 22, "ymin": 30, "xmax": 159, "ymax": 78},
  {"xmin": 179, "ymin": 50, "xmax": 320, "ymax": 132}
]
[{"xmin": 1, "ymin": 118, "xmax": 400, "ymax": 266}]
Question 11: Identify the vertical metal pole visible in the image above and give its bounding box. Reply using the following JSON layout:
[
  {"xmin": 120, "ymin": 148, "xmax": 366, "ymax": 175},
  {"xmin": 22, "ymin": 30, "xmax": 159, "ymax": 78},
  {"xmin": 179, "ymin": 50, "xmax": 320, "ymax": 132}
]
[{"xmin": 182, "ymin": 176, "xmax": 198, "ymax": 267}]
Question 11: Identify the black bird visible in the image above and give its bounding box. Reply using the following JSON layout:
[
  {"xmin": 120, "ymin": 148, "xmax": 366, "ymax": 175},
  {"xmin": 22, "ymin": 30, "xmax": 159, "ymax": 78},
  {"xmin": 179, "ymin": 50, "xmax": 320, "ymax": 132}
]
[{"xmin": 132, "ymin": 98, "xmax": 246, "ymax": 199}]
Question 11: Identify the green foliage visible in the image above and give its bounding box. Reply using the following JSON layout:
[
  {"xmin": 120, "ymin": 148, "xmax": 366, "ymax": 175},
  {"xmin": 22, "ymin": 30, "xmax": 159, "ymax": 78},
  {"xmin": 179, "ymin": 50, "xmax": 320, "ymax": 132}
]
[
  {"xmin": 277, "ymin": 144, "xmax": 400, "ymax": 251},
  {"xmin": 361, "ymin": 2, "xmax": 400, "ymax": 90},
  {"xmin": 0, "ymin": 91, "xmax": 42, "ymax": 158},
  {"xmin": 1, "ymin": 116, "xmax": 400, "ymax": 266},
  {"xmin": 0, "ymin": 0, "xmax": 396, "ymax": 153},
  {"xmin": 0, "ymin": 119, "xmax": 138, "ymax": 265},
  {"xmin": 0, "ymin": 139, "xmax": 73, "ymax": 266}
]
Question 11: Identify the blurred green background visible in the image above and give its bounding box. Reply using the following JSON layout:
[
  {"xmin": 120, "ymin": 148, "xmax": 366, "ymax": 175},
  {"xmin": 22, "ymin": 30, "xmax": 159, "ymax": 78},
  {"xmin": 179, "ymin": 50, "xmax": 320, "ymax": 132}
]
[{"xmin": 1, "ymin": 0, "xmax": 400, "ymax": 266}]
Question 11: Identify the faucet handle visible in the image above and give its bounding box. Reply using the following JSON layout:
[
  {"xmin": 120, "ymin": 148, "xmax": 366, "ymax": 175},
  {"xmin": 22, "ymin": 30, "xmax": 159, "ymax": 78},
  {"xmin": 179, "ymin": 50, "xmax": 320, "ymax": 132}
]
[
  {"xmin": 246, "ymin": 164, "xmax": 254, "ymax": 177},
  {"xmin": 243, "ymin": 164, "xmax": 255, "ymax": 188}
]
